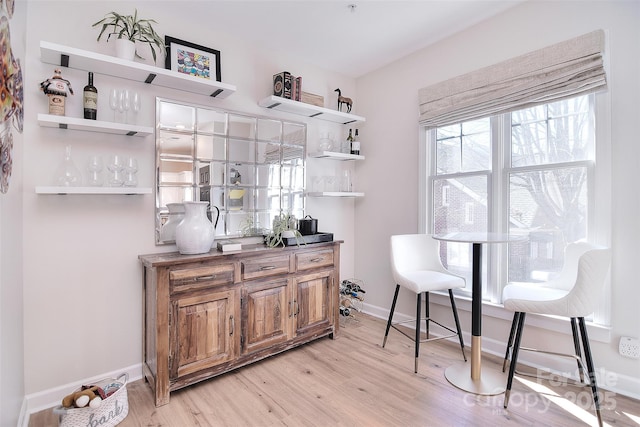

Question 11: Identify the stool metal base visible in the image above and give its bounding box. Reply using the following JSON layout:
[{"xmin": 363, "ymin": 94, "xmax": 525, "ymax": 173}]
[{"xmin": 445, "ymin": 363, "xmax": 507, "ymax": 395}]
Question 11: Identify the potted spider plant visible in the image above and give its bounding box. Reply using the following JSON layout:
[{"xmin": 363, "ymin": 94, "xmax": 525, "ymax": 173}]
[
  {"xmin": 92, "ymin": 9, "xmax": 164, "ymax": 62},
  {"xmin": 264, "ymin": 213, "xmax": 304, "ymax": 248}
]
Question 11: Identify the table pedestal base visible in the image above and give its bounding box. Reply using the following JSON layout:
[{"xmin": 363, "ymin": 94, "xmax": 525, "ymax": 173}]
[{"xmin": 445, "ymin": 363, "xmax": 507, "ymax": 395}]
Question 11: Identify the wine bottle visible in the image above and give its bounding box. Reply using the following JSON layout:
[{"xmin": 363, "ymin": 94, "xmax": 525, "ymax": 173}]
[
  {"xmin": 83, "ymin": 72, "xmax": 98, "ymax": 120},
  {"xmin": 351, "ymin": 129, "xmax": 360, "ymax": 155},
  {"xmin": 346, "ymin": 128, "xmax": 354, "ymax": 153}
]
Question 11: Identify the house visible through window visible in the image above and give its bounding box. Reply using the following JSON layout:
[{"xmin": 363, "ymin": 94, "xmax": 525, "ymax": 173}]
[
  {"xmin": 442, "ymin": 185, "xmax": 450, "ymax": 207},
  {"xmin": 426, "ymin": 94, "xmax": 600, "ymax": 315},
  {"xmin": 464, "ymin": 202, "xmax": 475, "ymax": 225}
]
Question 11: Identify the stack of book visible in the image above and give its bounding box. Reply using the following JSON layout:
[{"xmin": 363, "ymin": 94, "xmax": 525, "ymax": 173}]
[
  {"xmin": 273, "ymin": 71, "xmax": 301, "ymax": 101},
  {"xmin": 216, "ymin": 239, "xmax": 242, "ymax": 252},
  {"xmin": 273, "ymin": 71, "xmax": 323, "ymax": 107}
]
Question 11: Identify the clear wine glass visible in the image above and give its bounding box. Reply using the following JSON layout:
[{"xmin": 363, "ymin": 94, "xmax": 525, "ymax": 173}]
[
  {"xmin": 120, "ymin": 89, "xmax": 131, "ymax": 124},
  {"xmin": 87, "ymin": 155, "xmax": 103, "ymax": 186},
  {"xmin": 131, "ymin": 92, "xmax": 141, "ymax": 125},
  {"xmin": 124, "ymin": 156, "xmax": 138, "ymax": 187},
  {"xmin": 109, "ymin": 89, "xmax": 119, "ymax": 122},
  {"xmin": 117, "ymin": 90, "xmax": 125, "ymax": 123},
  {"xmin": 107, "ymin": 154, "xmax": 125, "ymax": 187}
]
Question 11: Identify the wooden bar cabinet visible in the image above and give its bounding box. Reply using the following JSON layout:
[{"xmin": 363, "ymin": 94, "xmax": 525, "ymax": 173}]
[{"xmin": 139, "ymin": 241, "xmax": 341, "ymax": 406}]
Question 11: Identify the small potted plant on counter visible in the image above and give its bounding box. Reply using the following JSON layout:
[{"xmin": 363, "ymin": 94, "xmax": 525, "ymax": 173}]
[
  {"xmin": 264, "ymin": 213, "xmax": 304, "ymax": 248},
  {"xmin": 92, "ymin": 9, "xmax": 164, "ymax": 62}
]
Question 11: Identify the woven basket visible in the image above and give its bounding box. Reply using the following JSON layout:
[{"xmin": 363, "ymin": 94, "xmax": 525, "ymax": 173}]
[{"xmin": 53, "ymin": 373, "xmax": 129, "ymax": 427}]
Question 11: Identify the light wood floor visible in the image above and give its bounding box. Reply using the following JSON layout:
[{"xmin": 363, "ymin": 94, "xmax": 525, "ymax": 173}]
[{"xmin": 31, "ymin": 314, "xmax": 639, "ymax": 426}]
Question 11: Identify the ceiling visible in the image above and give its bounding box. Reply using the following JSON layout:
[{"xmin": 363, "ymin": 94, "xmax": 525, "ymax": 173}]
[{"xmin": 201, "ymin": 0, "xmax": 525, "ymax": 78}]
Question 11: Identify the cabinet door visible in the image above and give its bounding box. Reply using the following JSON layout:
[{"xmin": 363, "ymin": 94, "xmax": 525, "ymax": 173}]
[
  {"xmin": 172, "ymin": 289, "xmax": 239, "ymax": 378},
  {"xmin": 292, "ymin": 270, "xmax": 333, "ymax": 337},
  {"xmin": 242, "ymin": 279, "xmax": 291, "ymax": 354}
]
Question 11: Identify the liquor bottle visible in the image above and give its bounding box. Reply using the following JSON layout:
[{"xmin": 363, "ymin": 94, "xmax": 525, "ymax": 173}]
[
  {"xmin": 351, "ymin": 129, "xmax": 360, "ymax": 155},
  {"xmin": 83, "ymin": 72, "xmax": 98, "ymax": 120},
  {"xmin": 345, "ymin": 128, "xmax": 354, "ymax": 153}
]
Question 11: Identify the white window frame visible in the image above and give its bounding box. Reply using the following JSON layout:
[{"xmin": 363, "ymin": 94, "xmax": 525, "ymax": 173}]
[{"xmin": 419, "ymin": 92, "xmax": 612, "ymax": 333}]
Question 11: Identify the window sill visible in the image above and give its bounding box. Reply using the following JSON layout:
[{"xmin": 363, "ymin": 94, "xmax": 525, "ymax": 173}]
[{"xmin": 430, "ymin": 291, "xmax": 612, "ymax": 344}]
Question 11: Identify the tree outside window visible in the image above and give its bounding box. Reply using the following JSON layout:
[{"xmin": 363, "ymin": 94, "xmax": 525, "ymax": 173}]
[{"xmin": 429, "ymin": 94, "xmax": 594, "ymax": 297}]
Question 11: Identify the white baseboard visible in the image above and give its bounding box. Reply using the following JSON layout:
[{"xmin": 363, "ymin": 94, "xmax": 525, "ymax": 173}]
[
  {"xmin": 22, "ymin": 363, "xmax": 143, "ymax": 427},
  {"xmin": 19, "ymin": 305, "xmax": 640, "ymax": 427},
  {"xmin": 17, "ymin": 398, "xmax": 28, "ymax": 427},
  {"xmin": 362, "ymin": 302, "xmax": 640, "ymax": 401}
]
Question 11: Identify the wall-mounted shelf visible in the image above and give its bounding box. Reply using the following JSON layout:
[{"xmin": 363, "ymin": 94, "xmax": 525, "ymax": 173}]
[
  {"xmin": 35, "ymin": 186, "xmax": 152, "ymax": 195},
  {"xmin": 306, "ymin": 192, "xmax": 365, "ymax": 198},
  {"xmin": 40, "ymin": 41, "xmax": 236, "ymax": 99},
  {"xmin": 258, "ymin": 95, "xmax": 365, "ymax": 124},
  {"xmin": 308, "ymin": 151, "xmax": 364, "ymax": 161},
  {"xmin": 37, "ymin": 114, "xmax": 153, "ymax": 137}
]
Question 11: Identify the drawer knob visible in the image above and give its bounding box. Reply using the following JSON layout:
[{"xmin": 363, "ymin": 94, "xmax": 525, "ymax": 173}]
[
  {"xmin": 195, "ymin": 274, "xmax": 217, "ymax": 281},
  {"xmin": 260, "ymin": 266, "xmax": 276, "ymax": 271}
]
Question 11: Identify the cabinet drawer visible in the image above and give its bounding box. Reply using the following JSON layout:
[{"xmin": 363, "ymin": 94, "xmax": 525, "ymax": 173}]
[
  {"xmin": 170, "ymin": 263, "xmax": 235, "ymax": 292},
  {"xmin": 242, "ymin": 255, "xmax": 290, "ymax": 280},
  {"xmin": 296, "ymin": 249, "xmax": 334, "ymax": 271}
]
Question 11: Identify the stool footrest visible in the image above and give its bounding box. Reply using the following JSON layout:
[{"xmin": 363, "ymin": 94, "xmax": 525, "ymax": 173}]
[
  {"xmin": 390, "ymin": 318, "xmax": 460, "ymax": 344},
  {"xmin": 510, "ymin": 346, "xmax": 592, "ymax": 386}
]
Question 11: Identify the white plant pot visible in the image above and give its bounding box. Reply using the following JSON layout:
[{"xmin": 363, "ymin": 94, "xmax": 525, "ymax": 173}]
[{"xmin": 115, "ymin": 38, "xmax": 136, "ymax": 61}]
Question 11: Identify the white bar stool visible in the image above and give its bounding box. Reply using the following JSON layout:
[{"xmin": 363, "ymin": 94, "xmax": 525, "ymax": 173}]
[
  {"xmin": 502, "ymin": 241, "xmax": 611, "ymax": 427},
  {"xmin": 383, "ymin": 234, "xmax": 467, "ymax": 373}
]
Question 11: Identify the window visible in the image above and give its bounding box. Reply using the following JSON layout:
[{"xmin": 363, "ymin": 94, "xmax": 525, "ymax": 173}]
[
  {"xmin": 429, "ymin": 118, "xmax": 491, "ymax": 287},
  {"xmin": 426, "ymin": 94, "xmax": 601, "ymax": 310}
]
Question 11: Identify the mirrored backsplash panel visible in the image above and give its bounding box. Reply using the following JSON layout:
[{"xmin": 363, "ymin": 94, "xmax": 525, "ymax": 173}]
[{"xmin": 156, "ymin": 98, "xmax": 306, "ymax": 245}]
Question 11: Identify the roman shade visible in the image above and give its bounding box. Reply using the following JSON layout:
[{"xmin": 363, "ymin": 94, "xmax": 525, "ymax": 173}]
[{"xmin": 418, "ymin": 30, "xmax": 607, "ymax": 128}]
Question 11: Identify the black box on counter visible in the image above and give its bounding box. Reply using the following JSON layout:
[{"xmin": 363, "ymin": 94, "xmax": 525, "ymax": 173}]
[{"xmin": 282, "ymin": 232, "xmax": 333, "ymax": 246}]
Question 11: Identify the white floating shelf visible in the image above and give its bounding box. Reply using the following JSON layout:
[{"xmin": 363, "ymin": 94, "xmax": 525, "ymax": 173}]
[
  {"xmin": 38, "ymin": 114, "xmax": 153, "ymax": 137},
  {"xmin": 306, "ymin": 192, "xmax": 365, "ymax": 198},
  {"xmin": 258, "ymin": 96, "xmax": 365, "ymax": 124},
  {"xmin": 308, "ymin": 151, "xmax": 365, "ymax": 161},
  {"xmin": 40, "ymin": 41, "xmax": 236, "ymax": 99},
  {"xmin": 35, "ymin": 186, "xmax": 152, "ymax": 195}
]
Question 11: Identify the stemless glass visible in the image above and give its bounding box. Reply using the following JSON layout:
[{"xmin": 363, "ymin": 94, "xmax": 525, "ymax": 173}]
[{"xmin": 341, "ymin": 169, "xmax": 352, "ymax": 192}]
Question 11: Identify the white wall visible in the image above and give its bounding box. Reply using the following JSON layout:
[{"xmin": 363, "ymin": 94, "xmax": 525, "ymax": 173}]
[
  {"xmin": 1, "ymin": 0, "xmax": 26, "ymax": 424},
  {"xmin": 17, "ymin": 0, "xmax": 640, "ymax": 417},
  {"xmin": 355, "ymin": 0, "xmax": 640, "ymax": 397},
  {"xmin": 22, "ymin": 0, "xmax": 358, "ymax": 405}
]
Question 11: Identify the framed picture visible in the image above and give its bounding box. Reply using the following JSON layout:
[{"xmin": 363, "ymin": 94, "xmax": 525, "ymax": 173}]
[{"xmin": 165, "ymin": 36, "xmax": 221, "ymax": 82}]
